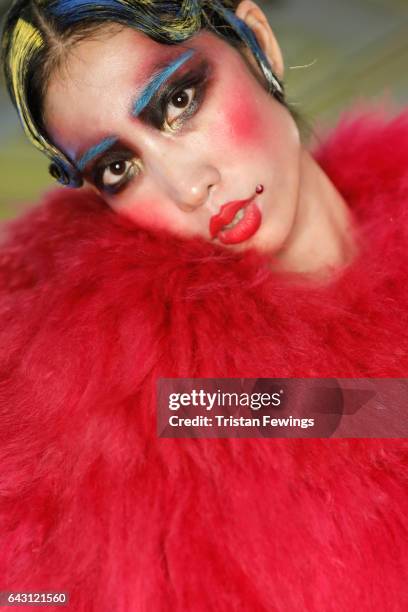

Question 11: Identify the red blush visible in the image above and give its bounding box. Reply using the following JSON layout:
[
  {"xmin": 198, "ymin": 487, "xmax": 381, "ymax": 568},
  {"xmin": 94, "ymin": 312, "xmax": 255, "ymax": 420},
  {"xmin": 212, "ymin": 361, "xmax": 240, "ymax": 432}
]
[
  {"xmin": 119, "ymin": 201, "xmax": 174, "ymax": 233},
  {"xmin": 222, "ymin": 86, "xmax": 264, "ymax": 144}
]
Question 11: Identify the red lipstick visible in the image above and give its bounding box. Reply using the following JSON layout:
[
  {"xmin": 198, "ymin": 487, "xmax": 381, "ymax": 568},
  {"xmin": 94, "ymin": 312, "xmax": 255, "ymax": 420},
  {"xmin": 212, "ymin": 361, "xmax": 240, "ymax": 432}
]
[{"xmin": 210, "ymin": 186, "xmax": 263, "ymax": 245}]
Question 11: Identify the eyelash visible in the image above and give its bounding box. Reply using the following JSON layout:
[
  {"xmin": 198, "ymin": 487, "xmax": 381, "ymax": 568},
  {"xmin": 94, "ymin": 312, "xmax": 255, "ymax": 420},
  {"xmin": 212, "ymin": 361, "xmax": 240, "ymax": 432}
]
[{"xmin": 94, "ymin": 68, "xmax": 210, "ymax": 195}]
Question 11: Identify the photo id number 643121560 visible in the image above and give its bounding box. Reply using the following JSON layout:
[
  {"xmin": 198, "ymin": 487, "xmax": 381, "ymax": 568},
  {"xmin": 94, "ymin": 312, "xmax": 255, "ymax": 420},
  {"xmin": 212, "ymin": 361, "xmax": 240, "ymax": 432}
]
[{"xmin": 0, "ymin": 592, "xmax": 69, "ymax": 606}]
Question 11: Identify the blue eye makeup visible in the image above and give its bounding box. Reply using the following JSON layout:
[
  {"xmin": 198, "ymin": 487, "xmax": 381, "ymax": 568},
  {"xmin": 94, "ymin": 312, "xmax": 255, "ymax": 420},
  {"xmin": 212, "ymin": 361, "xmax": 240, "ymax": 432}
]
[{"xmin": 77, "ymin": 135, "xmax": 118, "ymax": 172}]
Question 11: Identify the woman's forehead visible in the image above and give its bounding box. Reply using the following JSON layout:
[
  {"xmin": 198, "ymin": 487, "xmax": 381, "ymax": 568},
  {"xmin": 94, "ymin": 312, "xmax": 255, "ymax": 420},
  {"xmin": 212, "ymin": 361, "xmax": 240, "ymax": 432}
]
[
  {"xmin": 49, "ymin": 27, "xmax": 222, "ymax": 95},
  {"xmin": 58, "ymin": 27, "xmax": 194, "ymax": 91},
  {"xmin": 43, "ymin": 27, "xmax": 222, "ymax": 153}
]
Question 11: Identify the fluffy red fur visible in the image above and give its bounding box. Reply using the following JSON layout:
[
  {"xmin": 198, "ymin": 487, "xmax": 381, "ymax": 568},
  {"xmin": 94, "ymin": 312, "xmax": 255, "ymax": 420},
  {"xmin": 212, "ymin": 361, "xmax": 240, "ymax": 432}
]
[{"xmin": 0, "ymin": 110, "xmax": 407, "ymax": 611}]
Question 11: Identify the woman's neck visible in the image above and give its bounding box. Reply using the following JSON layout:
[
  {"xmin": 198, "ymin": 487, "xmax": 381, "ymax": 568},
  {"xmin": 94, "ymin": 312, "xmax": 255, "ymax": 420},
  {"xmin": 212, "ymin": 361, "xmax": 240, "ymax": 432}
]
[{"xmin": 271, "ymin": 149, "xmax": 358, "ymax": 279}]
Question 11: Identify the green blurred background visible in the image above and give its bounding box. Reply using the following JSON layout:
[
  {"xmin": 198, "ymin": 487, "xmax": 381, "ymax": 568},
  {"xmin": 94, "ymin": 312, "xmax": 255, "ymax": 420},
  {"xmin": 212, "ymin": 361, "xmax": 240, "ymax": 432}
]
[{"xmin": 1, "ymin": 0, "xmax": 407, "ymax": 220}]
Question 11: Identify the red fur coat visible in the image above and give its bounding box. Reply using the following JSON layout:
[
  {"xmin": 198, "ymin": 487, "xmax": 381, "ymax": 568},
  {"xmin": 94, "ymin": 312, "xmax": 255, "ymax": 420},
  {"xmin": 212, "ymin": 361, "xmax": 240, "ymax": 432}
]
[{"xmin": 0, "ymin": 110, "xmax": 407, "ymax": 611}]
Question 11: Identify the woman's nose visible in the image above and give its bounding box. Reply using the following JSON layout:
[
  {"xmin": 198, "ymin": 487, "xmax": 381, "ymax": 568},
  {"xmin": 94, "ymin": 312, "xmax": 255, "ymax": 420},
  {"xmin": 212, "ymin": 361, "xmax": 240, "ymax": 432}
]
[
  {"xmin": 172, "ymin": 168, "xmax": 219, "ymax": 212},
  {"xmin": 147, "ymin": 145, "xmax": 221, "ymax": 212}
]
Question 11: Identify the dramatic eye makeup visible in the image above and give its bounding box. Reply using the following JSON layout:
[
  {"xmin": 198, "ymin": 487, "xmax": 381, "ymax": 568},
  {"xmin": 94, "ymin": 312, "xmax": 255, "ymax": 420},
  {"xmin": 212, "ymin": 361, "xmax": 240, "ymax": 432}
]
[
  {"xmin": 136, "ymin": 58, "xmax": 212, "ymax": 131},
  {"xmin": 132, "ymin": 48, "xmax": 196, "ymax": 116},
  {"xmin": 77, "ymin": 54, "xmax": 213, "ymax": 195},
  {"xmin": 90, "ymin": 146, "xmax": 140, "ymax": 195},
  {"xmin": 77, "ymin": 135, "xmax": 118, "ymax": 172}
]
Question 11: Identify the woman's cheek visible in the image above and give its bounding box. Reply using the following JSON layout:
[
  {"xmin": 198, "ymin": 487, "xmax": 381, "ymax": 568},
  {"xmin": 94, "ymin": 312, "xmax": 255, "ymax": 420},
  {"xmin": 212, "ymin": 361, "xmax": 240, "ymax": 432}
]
[
  {"xmin": 213, "ymin": 88, "xmax": 266, "ymax": 147},
  {"xmin": 114, "ymin": 199, "xmax": 199, "ymax": 237},
  {"xmin": 112, "ymin": 198, "xmax": 173, "ymax": 232}
]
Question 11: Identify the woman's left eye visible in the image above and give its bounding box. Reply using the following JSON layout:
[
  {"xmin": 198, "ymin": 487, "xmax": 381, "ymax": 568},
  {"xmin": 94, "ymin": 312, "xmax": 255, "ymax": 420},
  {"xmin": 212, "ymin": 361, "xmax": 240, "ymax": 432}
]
[
  {"xmin": 101, "ymin": 159, "xmax": 135, "ymax": 189},
  {"xmin": 165, "ymin": 87, "xmax": 195, "ymax": 126},
  {"xmin": 94, "ymin": 157, "xmax": 138, "ymax": 194}
]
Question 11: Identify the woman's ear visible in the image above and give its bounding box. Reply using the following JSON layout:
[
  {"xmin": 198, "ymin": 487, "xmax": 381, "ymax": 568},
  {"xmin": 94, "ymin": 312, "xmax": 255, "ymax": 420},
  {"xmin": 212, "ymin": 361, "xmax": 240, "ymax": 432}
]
[{"xmin": 235, "ymin": 0, "xmax": 284, "ymax": 80}]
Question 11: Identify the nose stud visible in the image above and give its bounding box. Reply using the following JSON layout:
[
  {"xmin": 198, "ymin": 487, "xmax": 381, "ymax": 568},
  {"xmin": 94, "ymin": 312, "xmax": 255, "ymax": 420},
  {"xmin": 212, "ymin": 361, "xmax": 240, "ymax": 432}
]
[{"xmin": 255, "ymin": 184, "xmax": 264, "ymax": 194}]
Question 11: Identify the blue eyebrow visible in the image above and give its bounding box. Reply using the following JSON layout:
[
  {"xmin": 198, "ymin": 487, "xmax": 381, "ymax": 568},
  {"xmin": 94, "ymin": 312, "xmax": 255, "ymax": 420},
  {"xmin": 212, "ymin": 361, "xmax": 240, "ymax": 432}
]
[
  {"xmin": 76, "ymin": 136, "xmax": 118, "ymax": 170},
  {"xmin": 132, "ymin": 49, "xmax": 195, "ymax": 116}
]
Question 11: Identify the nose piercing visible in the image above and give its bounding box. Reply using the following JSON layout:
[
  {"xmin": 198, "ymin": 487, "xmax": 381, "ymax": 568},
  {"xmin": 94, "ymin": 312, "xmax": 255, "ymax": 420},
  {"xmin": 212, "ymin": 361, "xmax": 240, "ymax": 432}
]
[{"xmin": 255, "ymin": 184, "xmax": 264, "ymax": 194}]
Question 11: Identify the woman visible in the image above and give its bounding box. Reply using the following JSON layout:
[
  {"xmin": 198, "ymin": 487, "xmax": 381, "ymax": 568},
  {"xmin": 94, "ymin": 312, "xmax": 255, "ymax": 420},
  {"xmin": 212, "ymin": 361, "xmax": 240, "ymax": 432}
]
[{"xmin": 1, "ymin": 1, "xmax": 407, "ymax": 610}]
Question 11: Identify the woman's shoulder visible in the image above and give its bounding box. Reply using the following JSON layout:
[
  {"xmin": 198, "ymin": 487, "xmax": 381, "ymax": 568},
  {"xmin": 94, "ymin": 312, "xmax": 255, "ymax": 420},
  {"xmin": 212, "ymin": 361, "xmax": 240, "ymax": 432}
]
[
  {"xmin": 0, "ymin": 182, "xmax": 268, "ymax": 299},
  {"xmin": 314, "ymin": 105, "xmax": 408, "ymax": 219},
  {"xmin": 0, "ymin": 186, "xmax": 150, "ymax": 292}
]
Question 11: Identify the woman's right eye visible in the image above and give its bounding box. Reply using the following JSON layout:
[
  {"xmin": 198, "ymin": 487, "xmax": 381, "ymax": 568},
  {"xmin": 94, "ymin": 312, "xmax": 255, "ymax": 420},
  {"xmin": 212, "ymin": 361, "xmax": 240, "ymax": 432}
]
[{"xmin": 100, "ymin": 159, "xmax": 136, "ymax": 191}]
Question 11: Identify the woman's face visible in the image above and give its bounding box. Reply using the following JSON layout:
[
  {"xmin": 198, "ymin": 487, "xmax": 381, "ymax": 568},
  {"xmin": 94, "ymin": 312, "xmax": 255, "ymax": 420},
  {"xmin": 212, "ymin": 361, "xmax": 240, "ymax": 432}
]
[{"xmin": 44, "ymin": 26, "xmax": 301, "ymax": 253}]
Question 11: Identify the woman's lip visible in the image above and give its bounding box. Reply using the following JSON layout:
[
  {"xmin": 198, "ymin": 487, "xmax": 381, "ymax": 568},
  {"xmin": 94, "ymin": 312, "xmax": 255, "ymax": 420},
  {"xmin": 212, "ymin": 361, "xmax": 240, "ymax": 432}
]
[
  {"xmin": 217, "ymin": 200, "xmax": 262, "ymax": 245},
  {"xmin": 209, "ymin": 195, "xmax": 256, "ymax": 239}
]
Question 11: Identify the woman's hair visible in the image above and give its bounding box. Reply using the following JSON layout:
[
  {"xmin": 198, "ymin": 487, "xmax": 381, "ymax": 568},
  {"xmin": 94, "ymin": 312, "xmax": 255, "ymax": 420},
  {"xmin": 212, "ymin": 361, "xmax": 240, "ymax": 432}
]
[{"xmin": 1, "ymin": 0, "xmax": 285, "ymax": 187}]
